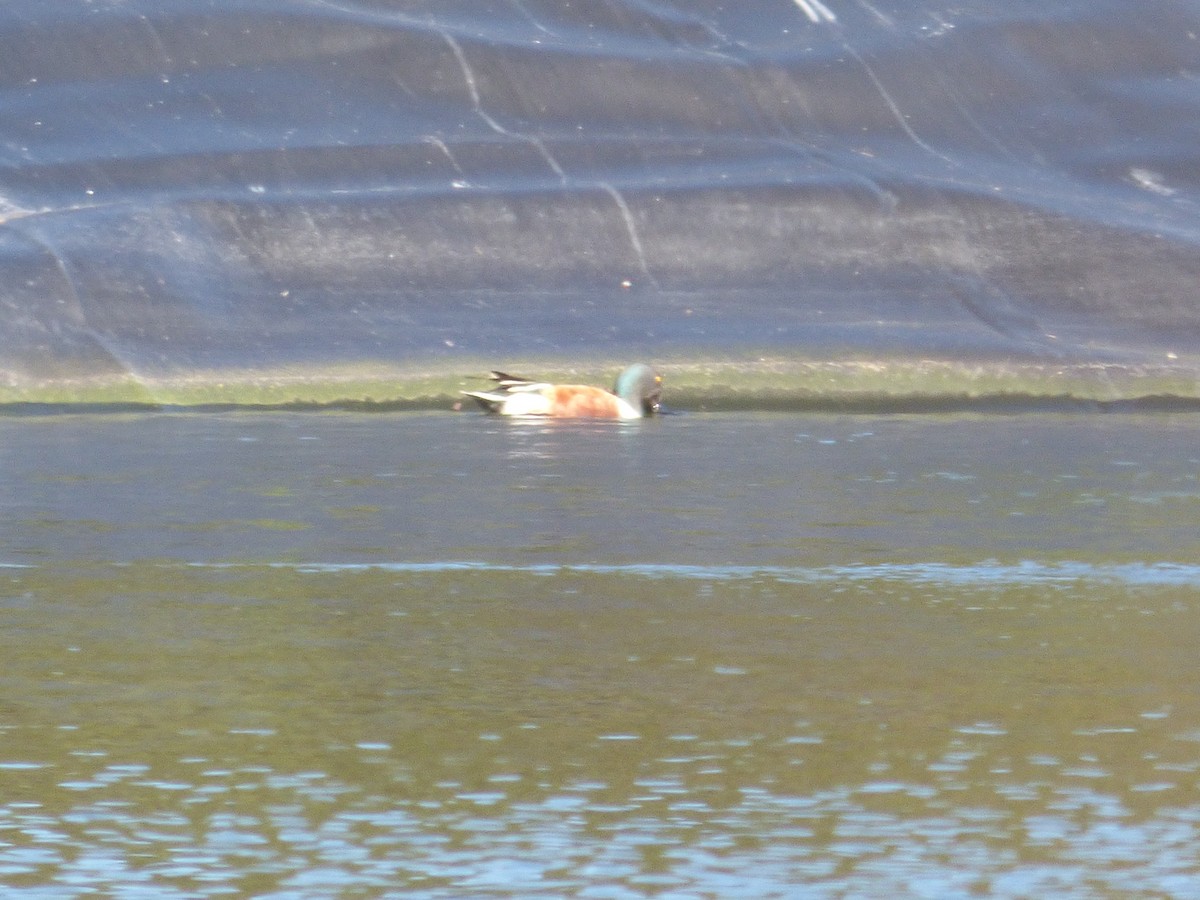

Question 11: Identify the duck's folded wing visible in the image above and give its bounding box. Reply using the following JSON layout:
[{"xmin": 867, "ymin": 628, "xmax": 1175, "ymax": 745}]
[
  {"xmin": 489, "ymin": 372, "xmax": 552, "ymax": 394},
  {"xmin": 462, "ymin": 385, "xmax": 554, "ymax": 415},
  {"xmin": 489, "ymin": 371, "xmax": 535, "ymax": 389},
  {"xmin": 461, "ymin": 389, "xmax": 507, "ymax": 412}
]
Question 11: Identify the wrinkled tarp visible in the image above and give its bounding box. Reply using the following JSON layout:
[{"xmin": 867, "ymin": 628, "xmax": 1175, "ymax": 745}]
[{"xmin": 1, "ymin": 0, "xmax": 1198, "ymax": 395}]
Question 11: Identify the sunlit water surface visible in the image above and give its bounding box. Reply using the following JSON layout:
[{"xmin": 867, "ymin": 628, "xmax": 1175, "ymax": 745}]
[{"xmin": 2, "ymin": 411, "xmax": 1200, "ymax": 897}]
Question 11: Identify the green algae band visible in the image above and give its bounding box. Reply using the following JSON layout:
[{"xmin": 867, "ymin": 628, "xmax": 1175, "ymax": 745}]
[{"xmin": 3, "ymin": 357, "xmax": 1200, "ymax": 412}]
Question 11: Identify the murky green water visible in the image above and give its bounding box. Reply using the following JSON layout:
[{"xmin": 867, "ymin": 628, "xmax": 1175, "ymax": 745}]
[{"xmin": 3, "ymin": 411, "xmax": 1200, "ymax": 896}]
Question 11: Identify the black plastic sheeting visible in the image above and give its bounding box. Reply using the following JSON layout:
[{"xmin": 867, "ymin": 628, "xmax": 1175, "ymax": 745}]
[{"xmin": 1, "ymin": 0, "xmax": 1198, "ymax": 382}]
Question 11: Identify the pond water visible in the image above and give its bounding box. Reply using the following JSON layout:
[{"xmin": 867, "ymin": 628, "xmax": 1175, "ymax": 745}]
[{"xmin": 2, "ymin": 410, "xmax": 1200, "ymax": 897}]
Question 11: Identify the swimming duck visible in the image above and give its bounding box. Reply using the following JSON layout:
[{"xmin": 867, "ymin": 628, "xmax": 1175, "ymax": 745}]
[{"xmin": 462, "ymin": 364, "xmax": 662, "ymax": 418}]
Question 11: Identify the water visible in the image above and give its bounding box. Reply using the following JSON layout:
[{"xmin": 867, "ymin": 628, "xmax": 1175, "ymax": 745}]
[{"xmin": 3, "ymin": 410, "xmax": 1200, "ymax": 896}]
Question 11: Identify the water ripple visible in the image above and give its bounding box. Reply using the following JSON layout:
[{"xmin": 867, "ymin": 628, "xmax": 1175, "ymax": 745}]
[{"xmin": 161, "ymin": 559, "xmax": 1200, "ymax": 588}]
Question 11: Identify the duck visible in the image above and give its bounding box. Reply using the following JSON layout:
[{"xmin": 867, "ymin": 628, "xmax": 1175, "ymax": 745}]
[{"xmin": 461, "ymin": 363, "xmax": 662, "ymax": 419}]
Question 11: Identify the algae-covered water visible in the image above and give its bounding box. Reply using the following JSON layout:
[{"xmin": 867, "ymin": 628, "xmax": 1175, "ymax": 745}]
[{"xmin": 3, "ymin": 409, "xmax": 1200, "ymax": 897}]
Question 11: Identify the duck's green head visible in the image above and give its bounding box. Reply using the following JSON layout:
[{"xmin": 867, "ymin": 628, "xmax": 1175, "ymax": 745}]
[{"xmin": 614, "ymin": 363, "xmax": 662, "ymax": 415}]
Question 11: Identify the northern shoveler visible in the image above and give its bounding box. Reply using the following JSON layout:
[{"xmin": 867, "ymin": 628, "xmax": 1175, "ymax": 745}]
[{"xmin": 462, "ymin": 364, "xmax": 662, "ymax": 419}]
